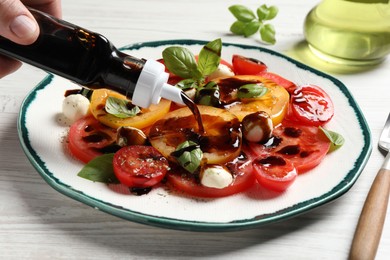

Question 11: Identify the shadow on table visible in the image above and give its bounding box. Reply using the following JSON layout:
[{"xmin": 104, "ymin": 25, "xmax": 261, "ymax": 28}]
[{"xmin": 285, "ymin": 40, "xmax": 383, "ymax": 75}]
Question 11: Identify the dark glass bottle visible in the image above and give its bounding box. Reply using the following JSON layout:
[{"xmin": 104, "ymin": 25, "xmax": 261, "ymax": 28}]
[{"xmin": 0, "ymin": 8, "xmax": 183, "ymax": 108}]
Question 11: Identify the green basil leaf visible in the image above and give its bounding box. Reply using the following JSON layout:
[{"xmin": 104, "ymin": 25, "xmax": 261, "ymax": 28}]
[
  {"xmin": 105, "ymin": 96, "xmax": 141, "ymax": 118},
  {"xmin": 196, "ymin": 91, "xmax": 220, "ymax": 107},
  {"xmin": 172, "ymin": 141, "xmax": 203, "ymax": 173},
  {"xmin": 237, "ymin": 83, "xmax": 268, "ymax": 99},
  {"xmin": 77, "ymin": 153, "xmax": 119, "ymax": 183},
  {"xmin": 266, "ymin": 6, "xmax": 279, "ymax": 20},
  {"xmin": 257, "ymin": 5, "xmax": 278, "ymax": 21},
  {"xmin": 162, "ymin": 47, "xmax": 203, "ymax": 79},
  {"xmin": 256, "ymin": 5, "xmax": 268, "ymax": 20},
  {"xmin": 244, "ymin": 20, "xmax": 261, "ymax": 37},
  {"xmin": 319, "ymin": 127, "xmax": 345, "ymax": 152},
  {"xmin": 198, "ymin": 38, "xmax": 222, "ymax": 77},
  {"xmin": 195, "ymin": 81, "xmax": 221, "ymax": 106},
  {"xmin": 176, "ymin": 78, "xmax": 199, "ymax": 90},
  {"xmin": 229, "ymin": 5, "xmax": 256, "ymax": 22},
  {"xmin": 203, "ymin": 81, "xmax": 219, "ymax": 90},
  {"xmin": 230, "ymin": 20, "xmax": 246, "ymax": 35},
  {"xmin": 259, "ymin": 24, "xmax": 276, "ymax": 44}
]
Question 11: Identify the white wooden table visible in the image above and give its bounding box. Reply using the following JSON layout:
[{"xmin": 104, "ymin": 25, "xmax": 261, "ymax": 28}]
[{"xmin": 1, "ymin": 0, "xmax": 389, "ymax": 259}]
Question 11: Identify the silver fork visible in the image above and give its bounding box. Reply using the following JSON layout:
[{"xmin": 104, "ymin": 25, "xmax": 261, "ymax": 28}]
[{"xmin": 349, "ymin": 113, "xmax": 390, "ymax": 260}]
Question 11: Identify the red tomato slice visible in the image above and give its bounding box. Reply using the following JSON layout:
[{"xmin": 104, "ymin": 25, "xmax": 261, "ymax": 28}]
[
  {"xmin": 252, "ymin": 155, "xmax": 297, "ymax": 192},
  {"xmin": 248, "ymin": 121, "xmax": 331, "ymax": 174},
  {"xmin": 113, "ymin": 145, "xmax": 169, "ymax": 188},
  {"xmin": 257, "ymin": 71, "xmax": 297, "ymax": 91},
  {"xmin": 166, "ymin": 153, "xmax": 256, "ymax": 198},
  {"xmin": 232, "ymin": 55, "xmax": 267, "ymax": 75},
  {"xmin": 289, "ymin": 84, "xmax": 334, "ymax": 126},
  {"xmin": 68, "ymin": 115, "xmax": 117, "ymax": 163}
]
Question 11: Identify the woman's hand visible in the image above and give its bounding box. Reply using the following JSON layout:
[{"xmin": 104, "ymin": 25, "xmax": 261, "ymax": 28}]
[{"xmin": 0, "ymin": 0, "xmax": 61, "ymax": 78}]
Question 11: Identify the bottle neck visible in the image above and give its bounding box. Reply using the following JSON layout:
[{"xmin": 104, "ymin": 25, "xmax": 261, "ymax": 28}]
[
  {"xmin": 102, "ymin": 50, "xmax": 146, "ymax": 98},
  {"xmin": 131, "ymin": 59, "xmax": 185, "ymax": 108}
]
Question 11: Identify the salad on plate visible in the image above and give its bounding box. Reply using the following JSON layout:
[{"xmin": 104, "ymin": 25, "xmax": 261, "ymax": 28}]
[{"xmin": 61, "ymin": 39, "xmax": 344, "ymax": 198}]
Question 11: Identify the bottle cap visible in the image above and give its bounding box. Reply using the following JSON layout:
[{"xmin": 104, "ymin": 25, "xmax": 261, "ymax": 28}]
[{"xmin": 132, "ymin": 59, "xmax": 184, "ymax": 108}]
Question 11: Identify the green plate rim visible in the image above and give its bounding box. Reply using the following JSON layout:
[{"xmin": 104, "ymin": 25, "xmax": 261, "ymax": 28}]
[{"xmin": 17, "ymin": 39, "xmax": 372, "ymax": 232}]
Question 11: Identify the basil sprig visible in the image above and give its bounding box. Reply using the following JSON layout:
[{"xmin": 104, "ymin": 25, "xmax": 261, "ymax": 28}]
[
  {"xmin": 319, "ymin": 127, "xmax": 345, "ymax": 152},
  {"xmin": 77, "ymin": 153, "xmax": 119, "ymax": 183},
  {"xmin": 237, "ymin": 83, "xmax": 268, "ymax": 99},
  {"xmin": 162, "ymin": 38, "xmax": 222, "ymax": 88},
  {"xmin": 162, "ymin": 47, "xmax": 202, "ymax": 80},
  {"xmin": 172, "ymin": 141, "xmax": 203, "ymax": 173},
  {"xmin": 229, "ymin": 4, "xmax": 278, "ymax": 44},
  {"xmin": 105, "ymin": 96, "xmax": 141, "ymax": 118}
]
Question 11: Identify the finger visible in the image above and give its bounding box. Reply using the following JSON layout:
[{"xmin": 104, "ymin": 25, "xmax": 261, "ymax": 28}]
[
  {"xmin": 0, "ymin": 0, "xmax": 39, "ymax": 45},
  {"xmin": 0, "ymin": 55, "xmax": 22, "ymax": 78}
]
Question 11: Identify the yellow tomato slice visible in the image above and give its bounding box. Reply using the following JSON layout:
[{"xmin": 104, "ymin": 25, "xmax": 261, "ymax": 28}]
[
  {"xmin": 149, "ymin": 105, "xmax": 242, "ymax": 165},
  {"xmin": 213, "ymin": 75, "xmax": 289, "ymax": 125},
  {"xmin": 90, "ymin": 89, "xmax": 171, "ymax": 129}
]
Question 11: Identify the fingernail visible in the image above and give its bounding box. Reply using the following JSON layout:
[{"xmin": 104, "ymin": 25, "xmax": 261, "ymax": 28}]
[{"xmin": 10, "ymin": 15, "xmax": 37, "ymax": 38}]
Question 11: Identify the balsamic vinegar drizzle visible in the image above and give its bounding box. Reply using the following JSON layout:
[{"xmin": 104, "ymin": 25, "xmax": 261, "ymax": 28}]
[{"xmin": 181, "ymin": 92, "xmax": 205, "ymax": 134}]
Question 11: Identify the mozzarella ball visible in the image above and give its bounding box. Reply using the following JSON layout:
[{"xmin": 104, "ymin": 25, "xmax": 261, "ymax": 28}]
[
  {"xmin": 200, "ymin": 165, "xmax": 233, "ymax": 189},
  {"xmin": 242, "ymin": 111, "xmax": 273, "ymax": 143},
  {"xmin": 62, "ymin": 94, "xmax": 90, "ymax": 123},
  {"xmin": 207, "ymin": 64, "xmax": 235, "ymax": 80}
]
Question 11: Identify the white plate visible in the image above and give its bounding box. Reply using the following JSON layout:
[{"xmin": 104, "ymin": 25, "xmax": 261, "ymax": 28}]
[{"xmin": 18, "ymin": 40, "xmax": 372, "ymax": 231}]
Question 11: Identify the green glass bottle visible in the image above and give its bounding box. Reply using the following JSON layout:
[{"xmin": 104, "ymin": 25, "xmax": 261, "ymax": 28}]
[{"xmin": 304, "ymin": 0, "xmax": 390, "ymax": 66}]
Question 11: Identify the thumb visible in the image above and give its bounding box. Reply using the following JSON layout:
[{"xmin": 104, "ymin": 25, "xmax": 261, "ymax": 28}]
[{"xmin": 0, "ymin": 0, "xmax": 39, "ymax": 45}]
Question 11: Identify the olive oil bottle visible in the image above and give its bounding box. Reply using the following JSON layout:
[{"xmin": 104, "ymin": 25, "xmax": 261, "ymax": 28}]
[{"xmin": 304, "ymin": 0, "xmax": 390, "ymax": 65}]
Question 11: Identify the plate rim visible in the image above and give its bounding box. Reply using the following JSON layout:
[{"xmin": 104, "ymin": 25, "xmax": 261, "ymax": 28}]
[{"xmin": 17, "ymin": 39, "xmax": 373, "ymax": 232}]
